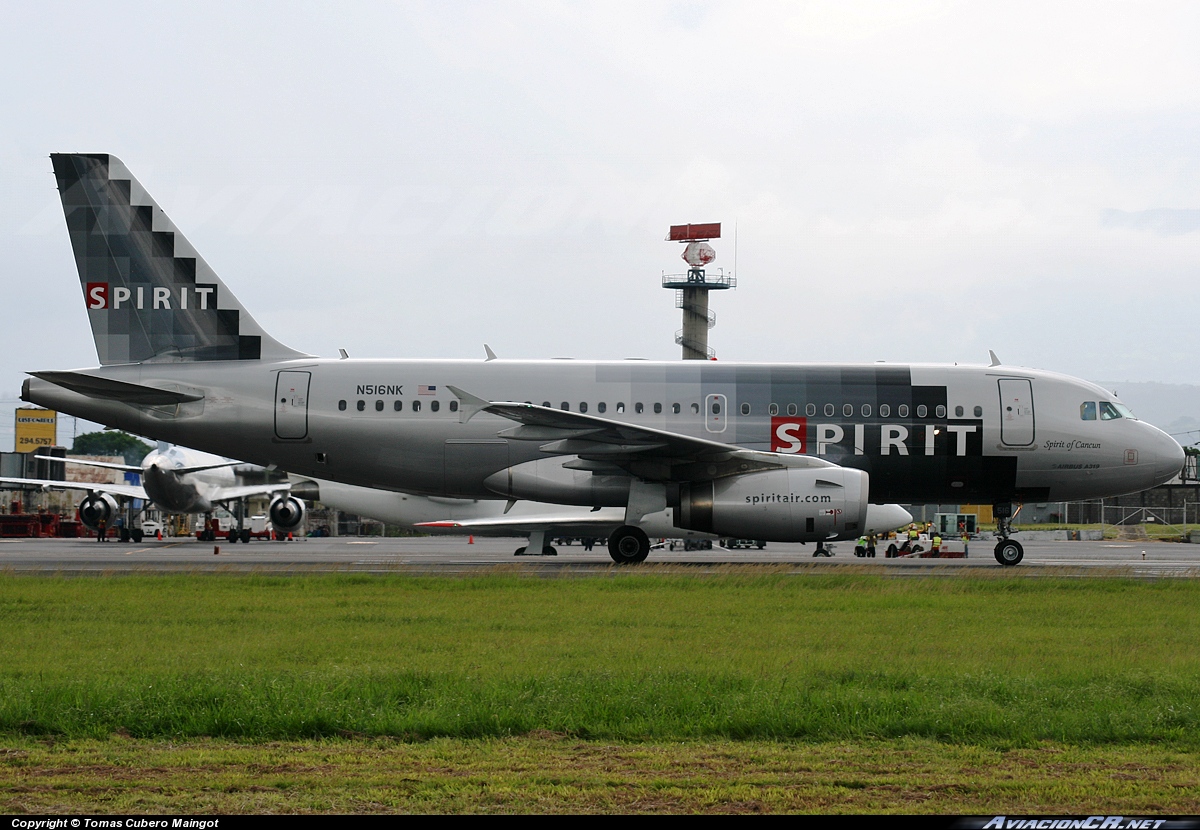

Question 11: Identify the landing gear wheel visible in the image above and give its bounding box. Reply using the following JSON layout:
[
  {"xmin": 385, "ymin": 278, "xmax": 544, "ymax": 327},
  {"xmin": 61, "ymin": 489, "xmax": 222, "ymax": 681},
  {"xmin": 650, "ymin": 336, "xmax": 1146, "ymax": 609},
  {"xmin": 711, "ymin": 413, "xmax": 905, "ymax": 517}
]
[
  {"xmin": 608, "ymin": 526, "xmax": 651, "ymax": 564},
  {"xmin": 994, "ymin": 539, "xmax": 1024, "ymax": 566},
  {"xmin": 131, "ymin": 530, "xmax": 143, "ymax": 543}
]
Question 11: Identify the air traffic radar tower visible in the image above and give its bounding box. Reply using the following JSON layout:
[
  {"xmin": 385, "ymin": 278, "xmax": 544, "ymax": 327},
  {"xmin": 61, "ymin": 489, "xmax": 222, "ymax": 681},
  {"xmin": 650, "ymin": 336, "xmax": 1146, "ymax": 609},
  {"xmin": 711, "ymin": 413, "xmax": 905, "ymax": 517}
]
[{"xmin": 662, "ymin": 223, "xmax": 736, "ymax": 360}]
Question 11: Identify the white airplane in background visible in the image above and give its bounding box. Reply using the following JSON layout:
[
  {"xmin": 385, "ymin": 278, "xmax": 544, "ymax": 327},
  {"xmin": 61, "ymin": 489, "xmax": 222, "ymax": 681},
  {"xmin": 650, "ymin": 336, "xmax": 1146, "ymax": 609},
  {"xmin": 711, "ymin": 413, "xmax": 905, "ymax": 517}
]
[{"xmin": 0, "ymin": 445, "xmax": 305, "ymax": 542}]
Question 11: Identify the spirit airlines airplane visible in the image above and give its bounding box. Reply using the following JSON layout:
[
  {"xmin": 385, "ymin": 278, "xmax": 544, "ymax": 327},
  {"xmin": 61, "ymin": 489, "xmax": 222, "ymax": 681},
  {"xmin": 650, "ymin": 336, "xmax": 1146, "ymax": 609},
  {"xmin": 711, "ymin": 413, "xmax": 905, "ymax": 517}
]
[
  {"xmin": 0, "ymin": 444, "xmax": 306, "ymax": 541},
  {"xmin": 20, "ymin": 154, "xmax": 1185, "ymax": 565}
]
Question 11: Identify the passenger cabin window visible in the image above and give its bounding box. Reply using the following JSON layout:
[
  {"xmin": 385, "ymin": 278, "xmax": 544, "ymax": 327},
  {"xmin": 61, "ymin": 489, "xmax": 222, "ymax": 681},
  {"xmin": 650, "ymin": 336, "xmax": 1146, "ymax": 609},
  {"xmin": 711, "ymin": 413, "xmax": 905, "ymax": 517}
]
[
  {"xmin": 449, "ymin": 401, "xmax": 458, "ymax": 412},
  {"xmin": 672, "ymin": 403, "xmax": 681, "ymax": 414},
  {"xmin": 691, "ymin": 402, "xmax": 700, "ymax": 414},
  {"xmin": 375, "ymin": 400, "xmax": 384, "ymax": 412},
  {"xmin": 412, "ymin": 400, "xmax": 421, "ymax": 412},
  {"xmin": 805, "ymin": 403, "xmax": 815, "ymax": 417},
  {"xmin": 394, "ymin": 400, "xmax": 403, "ymax": 412},
  {"xmin": 842, "ymin": 404, "xmax": 853, "ymax": 417},
  {"xmin": 955, "ymin": 405, "xmax": 964, "ymax": 417},
  {"xmin": 898, "ymin": 404, "xmax": 909, "ymax": 417},
  {"xmin": 338, "ymin": 400, "xmax": 347, "ymax": 411},
  {"xmin": 616, "ymin": 402, "xmax": 625, "ymax": 413},
  {"xmin": 598, "ymin": 402, "xmax": 606, "ymax": 413},
  {"xmin": 542, "ymin": 401, "xmax": 551, "ymax": 408},
  {"xmin": 741, "ymin": 403, "xmax": 751, "ymax": 415},
  {"xmin": 824, "ymin": 404, "xmax": 835, "ymax": 417},
  {"xmin": 769, "ymin": 403, "xmax": 778, "ymax": 416},
  {"xmin": 936, "ymin": 405, "xmax": 946, "ymax": 418},
  {"xmin": 431, "ymin": 400, "xmax": 440, "ymax": 412},
  {"xmin": 561, "ymin": 402, "xmax": 570, "ymax": 411},
  {"xmin": 879, "ymin": 404, "xmax": 890, "ymax": 417},
  {"xmin": 653, "ymin": 403, "xmax": 662, "ymax": 414},
  {"xmin": 635, "ymin": 403, "xmax": 644, "ymax": 414},
  {"xmin": 917, "ymin": 405, "xmax": 927, "ymax": 417},
  {"xmin": 1081, "ymin": 401, "xmax": 1097, "ymax": 421},
  {"xmin": 861, "ymin": 404, "xmax": 871, "ymax": 417},
  {"xmin": 356, "ymin": 400, "xmax": 365, "ymax": 412},
  {"xmin": 974, "ymin": 405, "xmax": 983, "ymax": 417},
  {"xmin": 1099, "ymin": 401, "xmax": 1125, "ymax": 421},
  {"xmin": 579, "ymin": 402, "xmax": 588, "ymax": 413},
  {"xmin": 788, "ymin": 403, "xmax": 798, "ymax": 416}
]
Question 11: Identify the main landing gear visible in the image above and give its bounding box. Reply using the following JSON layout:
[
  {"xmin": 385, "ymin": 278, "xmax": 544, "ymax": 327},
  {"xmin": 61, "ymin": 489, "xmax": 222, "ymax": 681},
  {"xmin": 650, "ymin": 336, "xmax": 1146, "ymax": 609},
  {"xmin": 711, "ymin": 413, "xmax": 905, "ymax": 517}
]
[
  {"xmin": 608, "ymin": 526, "xmax": 651, "ymax": 564},
  {"xmin": 992, "ymin": 501, "xmax": 1024, "ymax": 566}
]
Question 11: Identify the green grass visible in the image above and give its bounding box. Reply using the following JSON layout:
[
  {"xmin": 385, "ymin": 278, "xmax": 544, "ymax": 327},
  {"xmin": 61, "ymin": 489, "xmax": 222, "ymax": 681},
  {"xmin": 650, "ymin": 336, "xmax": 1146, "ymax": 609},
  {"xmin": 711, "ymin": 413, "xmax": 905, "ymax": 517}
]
[
  {"xmin": 0, "ymin": 571, "xmax": 1198, "ymax": 746},
  {"xmin": 4, "ymin": 736, "xmax": 1199, "ymax": 813}
]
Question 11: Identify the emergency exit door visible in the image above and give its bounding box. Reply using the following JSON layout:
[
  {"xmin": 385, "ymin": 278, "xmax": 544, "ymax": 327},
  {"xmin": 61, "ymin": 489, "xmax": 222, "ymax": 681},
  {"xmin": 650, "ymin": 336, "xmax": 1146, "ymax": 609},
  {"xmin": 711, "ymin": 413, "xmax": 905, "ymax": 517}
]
[
  {"xmin": 705, "ymin": 393, "xmax": 727, "ymax": 433},
  {"xmin": 275, "ymin": 371, "xmax": 311, "ymax": 440},
  {"xmin": 998, "ymin": 378, "xmax": 1035, "ymax": 446}
]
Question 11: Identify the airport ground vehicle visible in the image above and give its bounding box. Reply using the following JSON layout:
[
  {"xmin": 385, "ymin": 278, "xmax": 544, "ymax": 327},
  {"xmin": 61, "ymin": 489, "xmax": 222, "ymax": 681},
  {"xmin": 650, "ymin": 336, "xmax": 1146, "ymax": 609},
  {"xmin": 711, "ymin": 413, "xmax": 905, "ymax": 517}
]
[
  {"xmin": 196, "ymin": 514, "xmax": 273, "ymax": 543},
  {"xmin": 21, "ymin": 154, "xmax": 1186, "ymax": 566}
]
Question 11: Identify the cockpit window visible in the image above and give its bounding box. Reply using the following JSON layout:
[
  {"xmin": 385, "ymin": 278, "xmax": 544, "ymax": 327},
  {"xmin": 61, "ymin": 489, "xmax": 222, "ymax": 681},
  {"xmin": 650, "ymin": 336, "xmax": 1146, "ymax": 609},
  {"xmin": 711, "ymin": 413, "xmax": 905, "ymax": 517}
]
[
  {"xmin": 1080, "ymin": 401, "xmax": 1096, "ymax": 421},
  {"xmin": 1099, "ymin": 401, "xmax": 1124, "ymax": 421},
  {"xmin": 1114, "ymin": 402, "xmax": 1136, "ymax": 419}
]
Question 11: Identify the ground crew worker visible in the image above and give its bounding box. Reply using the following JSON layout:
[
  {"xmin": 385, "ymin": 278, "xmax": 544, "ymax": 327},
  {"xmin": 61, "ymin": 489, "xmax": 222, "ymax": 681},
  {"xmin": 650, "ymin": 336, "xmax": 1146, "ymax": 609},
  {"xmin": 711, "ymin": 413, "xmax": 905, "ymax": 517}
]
[
  {"xmin": 932, "ymin": 533, "xmax": 942, "ymax": 557},
  {"xmin": 97, "ymin": 518, "xmax": 107, "ymax": 542},
  {"xmin": 867, "ymin": 534, "xmax": 877, "ymax": 558}
]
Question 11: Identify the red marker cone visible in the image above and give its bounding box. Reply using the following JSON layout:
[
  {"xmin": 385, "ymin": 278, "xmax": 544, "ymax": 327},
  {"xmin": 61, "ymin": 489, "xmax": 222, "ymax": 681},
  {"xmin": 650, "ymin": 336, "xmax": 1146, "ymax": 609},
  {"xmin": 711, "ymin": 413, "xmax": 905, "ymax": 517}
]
[{"xmin": 469, "ymin": 535, "xmax": 474, "ymax": 544}]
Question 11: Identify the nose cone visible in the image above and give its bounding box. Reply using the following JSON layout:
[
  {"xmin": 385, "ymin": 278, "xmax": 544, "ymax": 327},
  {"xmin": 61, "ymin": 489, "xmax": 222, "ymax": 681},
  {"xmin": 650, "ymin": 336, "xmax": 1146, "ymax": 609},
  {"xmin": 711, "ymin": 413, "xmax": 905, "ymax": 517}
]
[
  {"xmin": 1151, "ymin": 428, "xmax": 1186, "ymax": 487},
  {"xmin": 865, "ymin": 503, "xmax": 914, "ymax": 535}
]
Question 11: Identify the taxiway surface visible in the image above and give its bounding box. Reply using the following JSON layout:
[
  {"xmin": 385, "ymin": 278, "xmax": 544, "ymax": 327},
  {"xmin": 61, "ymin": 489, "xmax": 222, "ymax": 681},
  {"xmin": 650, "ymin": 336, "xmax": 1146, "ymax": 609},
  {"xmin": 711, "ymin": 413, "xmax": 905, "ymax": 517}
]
[{"xmin": 1, "ymin": 536, "xmax": 1198, "ymax": 577}]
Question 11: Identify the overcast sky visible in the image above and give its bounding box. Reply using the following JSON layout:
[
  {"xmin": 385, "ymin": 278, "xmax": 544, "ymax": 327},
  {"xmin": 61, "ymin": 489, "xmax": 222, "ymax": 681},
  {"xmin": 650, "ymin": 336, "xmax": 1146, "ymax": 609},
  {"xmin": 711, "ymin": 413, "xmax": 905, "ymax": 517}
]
[{"xmin": 3, "ymin": 0, "xmax": 1200, "ymax": 450}]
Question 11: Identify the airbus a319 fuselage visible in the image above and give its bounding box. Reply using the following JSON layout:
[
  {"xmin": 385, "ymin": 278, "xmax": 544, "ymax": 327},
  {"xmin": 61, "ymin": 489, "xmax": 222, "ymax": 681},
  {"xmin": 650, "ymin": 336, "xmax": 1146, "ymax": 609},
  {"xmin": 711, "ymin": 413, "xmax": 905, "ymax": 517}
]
[{"xmin": 24, "ymin": 358, "xmax": 1182, "ymax": 506}]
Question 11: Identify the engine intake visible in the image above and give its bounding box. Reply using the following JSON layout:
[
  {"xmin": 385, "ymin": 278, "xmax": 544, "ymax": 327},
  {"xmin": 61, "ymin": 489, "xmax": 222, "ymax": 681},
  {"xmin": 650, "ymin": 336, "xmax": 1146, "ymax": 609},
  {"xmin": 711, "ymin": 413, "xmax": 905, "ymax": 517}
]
[
  {"xmin": 77, "ymin": 492, "xmax": 119, "ymax": 532},
  {"xmin": 269, "ymin": 496, "xmax": 306, "ymax": 531},
  {"xmin": 676, "ymin": 467, "xmax": 869, "ymax": 542}
]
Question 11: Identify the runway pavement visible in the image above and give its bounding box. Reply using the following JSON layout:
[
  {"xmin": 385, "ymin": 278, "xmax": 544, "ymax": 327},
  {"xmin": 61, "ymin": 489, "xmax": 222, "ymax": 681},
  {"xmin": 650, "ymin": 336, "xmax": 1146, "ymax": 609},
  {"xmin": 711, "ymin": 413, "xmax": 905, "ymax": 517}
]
[{"xmin": 1, "ymin": 535, "xmax": 1199, "ymax": 577}]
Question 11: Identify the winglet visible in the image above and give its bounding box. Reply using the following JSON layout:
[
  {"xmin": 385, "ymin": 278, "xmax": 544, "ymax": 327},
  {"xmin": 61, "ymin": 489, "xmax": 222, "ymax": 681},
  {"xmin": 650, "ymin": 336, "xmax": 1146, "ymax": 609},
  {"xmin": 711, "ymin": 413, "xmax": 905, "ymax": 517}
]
[
  {"xmin": 447, "ymin": 385, "xmax": 492, "ymax": 424},
  {"xmin": 988, "ymin": 350, "xmax": 1001, "ymax": 367},
  {"xmin": 484, "ymin": 344, "xmax": 497, "ymax": 361}
]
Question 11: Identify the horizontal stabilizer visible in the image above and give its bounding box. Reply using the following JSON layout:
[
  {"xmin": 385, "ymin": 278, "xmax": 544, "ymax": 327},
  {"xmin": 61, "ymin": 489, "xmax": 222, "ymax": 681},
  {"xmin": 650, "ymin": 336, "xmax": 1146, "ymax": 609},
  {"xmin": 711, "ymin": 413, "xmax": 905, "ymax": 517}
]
[{"xmin": 29, "ymin": 371, "xmax": 204, "ymax": 405}]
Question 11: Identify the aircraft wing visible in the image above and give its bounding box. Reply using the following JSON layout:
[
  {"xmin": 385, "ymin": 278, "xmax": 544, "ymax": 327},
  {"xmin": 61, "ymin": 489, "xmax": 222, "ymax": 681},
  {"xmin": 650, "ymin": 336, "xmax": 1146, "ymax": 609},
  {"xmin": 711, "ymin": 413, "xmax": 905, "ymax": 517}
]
[
  {"xmin": 35, "ymin": 456, "xmax": 142, "ymax": 473},
  {"xmin": 0, "ymin": 476, "xmax": 149, "ymax": 501},
  {"xmin": 205, "ymin": 483, "xmax": 294, "ymax": 503},
  {"xmin": 416, "ymin": 512, "xmax": 622, "ymax": 536},
  {"xmin": 449, "ymin": 386, "xmax": 836, "ymax": 483}
]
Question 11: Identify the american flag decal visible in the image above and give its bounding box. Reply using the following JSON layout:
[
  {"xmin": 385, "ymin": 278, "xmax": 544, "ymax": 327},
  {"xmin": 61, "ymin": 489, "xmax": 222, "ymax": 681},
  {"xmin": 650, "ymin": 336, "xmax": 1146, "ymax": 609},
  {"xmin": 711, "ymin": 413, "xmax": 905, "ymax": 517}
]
[{"xmin": 418, "ymin": 385, "xmax": 436, "ymax": 395}]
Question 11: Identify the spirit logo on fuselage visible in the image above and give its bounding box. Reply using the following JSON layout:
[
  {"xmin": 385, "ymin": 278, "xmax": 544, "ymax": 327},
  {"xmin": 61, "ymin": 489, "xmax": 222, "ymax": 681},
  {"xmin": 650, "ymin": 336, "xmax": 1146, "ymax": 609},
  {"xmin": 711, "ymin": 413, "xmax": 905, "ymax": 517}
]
[
  {"xmin": 86, "ymin": 282, "xmax": 219, "ymax": 311},
  {"xmin": 770, "ymin": 416, "xmax": 983, "ymax": 457}
]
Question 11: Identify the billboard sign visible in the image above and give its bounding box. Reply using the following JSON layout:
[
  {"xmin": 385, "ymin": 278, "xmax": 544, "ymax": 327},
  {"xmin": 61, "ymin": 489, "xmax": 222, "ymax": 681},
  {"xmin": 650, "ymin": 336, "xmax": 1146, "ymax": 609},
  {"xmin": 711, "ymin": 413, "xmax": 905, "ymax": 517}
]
[{"xmin": 14, "ymin": 408, "xmax": 56, "ymax": 452}]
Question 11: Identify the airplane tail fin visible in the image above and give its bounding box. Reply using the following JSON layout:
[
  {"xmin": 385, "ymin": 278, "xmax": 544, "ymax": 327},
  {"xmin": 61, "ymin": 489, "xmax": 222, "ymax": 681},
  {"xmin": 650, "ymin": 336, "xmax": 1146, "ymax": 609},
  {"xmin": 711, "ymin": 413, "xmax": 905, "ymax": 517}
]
[{"xmin": 50, "ymin": 153, "xmax": 308, "ymax": 365}]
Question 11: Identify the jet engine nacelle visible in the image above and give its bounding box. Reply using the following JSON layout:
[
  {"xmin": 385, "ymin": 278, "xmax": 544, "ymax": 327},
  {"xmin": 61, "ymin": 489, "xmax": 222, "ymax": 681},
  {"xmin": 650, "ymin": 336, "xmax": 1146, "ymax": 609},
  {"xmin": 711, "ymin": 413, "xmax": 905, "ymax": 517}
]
[
  {"xmin": 675, "ymin": 467, "xmax": 869, "ymax": 542},
  {"xmin": 269, "ymin": 496, "xmax": 306, "ymax": 531},
  {"xmin": 77, "ymin": 492, "xmax": 120, "ymax": 533}
]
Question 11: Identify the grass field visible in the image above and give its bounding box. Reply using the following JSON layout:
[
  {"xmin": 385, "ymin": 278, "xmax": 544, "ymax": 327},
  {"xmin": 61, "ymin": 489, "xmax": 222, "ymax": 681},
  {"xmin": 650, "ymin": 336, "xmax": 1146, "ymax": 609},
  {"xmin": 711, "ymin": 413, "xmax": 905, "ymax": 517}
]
[{"xmin": 1, "ymin": 569, "xmax": 1198, "ymax": 811}]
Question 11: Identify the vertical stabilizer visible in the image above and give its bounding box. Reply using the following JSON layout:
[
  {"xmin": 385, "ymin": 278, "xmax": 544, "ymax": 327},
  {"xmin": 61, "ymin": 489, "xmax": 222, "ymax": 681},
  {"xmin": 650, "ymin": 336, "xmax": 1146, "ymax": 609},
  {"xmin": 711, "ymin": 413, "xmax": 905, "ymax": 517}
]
[{"xmin": 51, "ymin": 153, "xmax": 308, "ymax": 364}]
